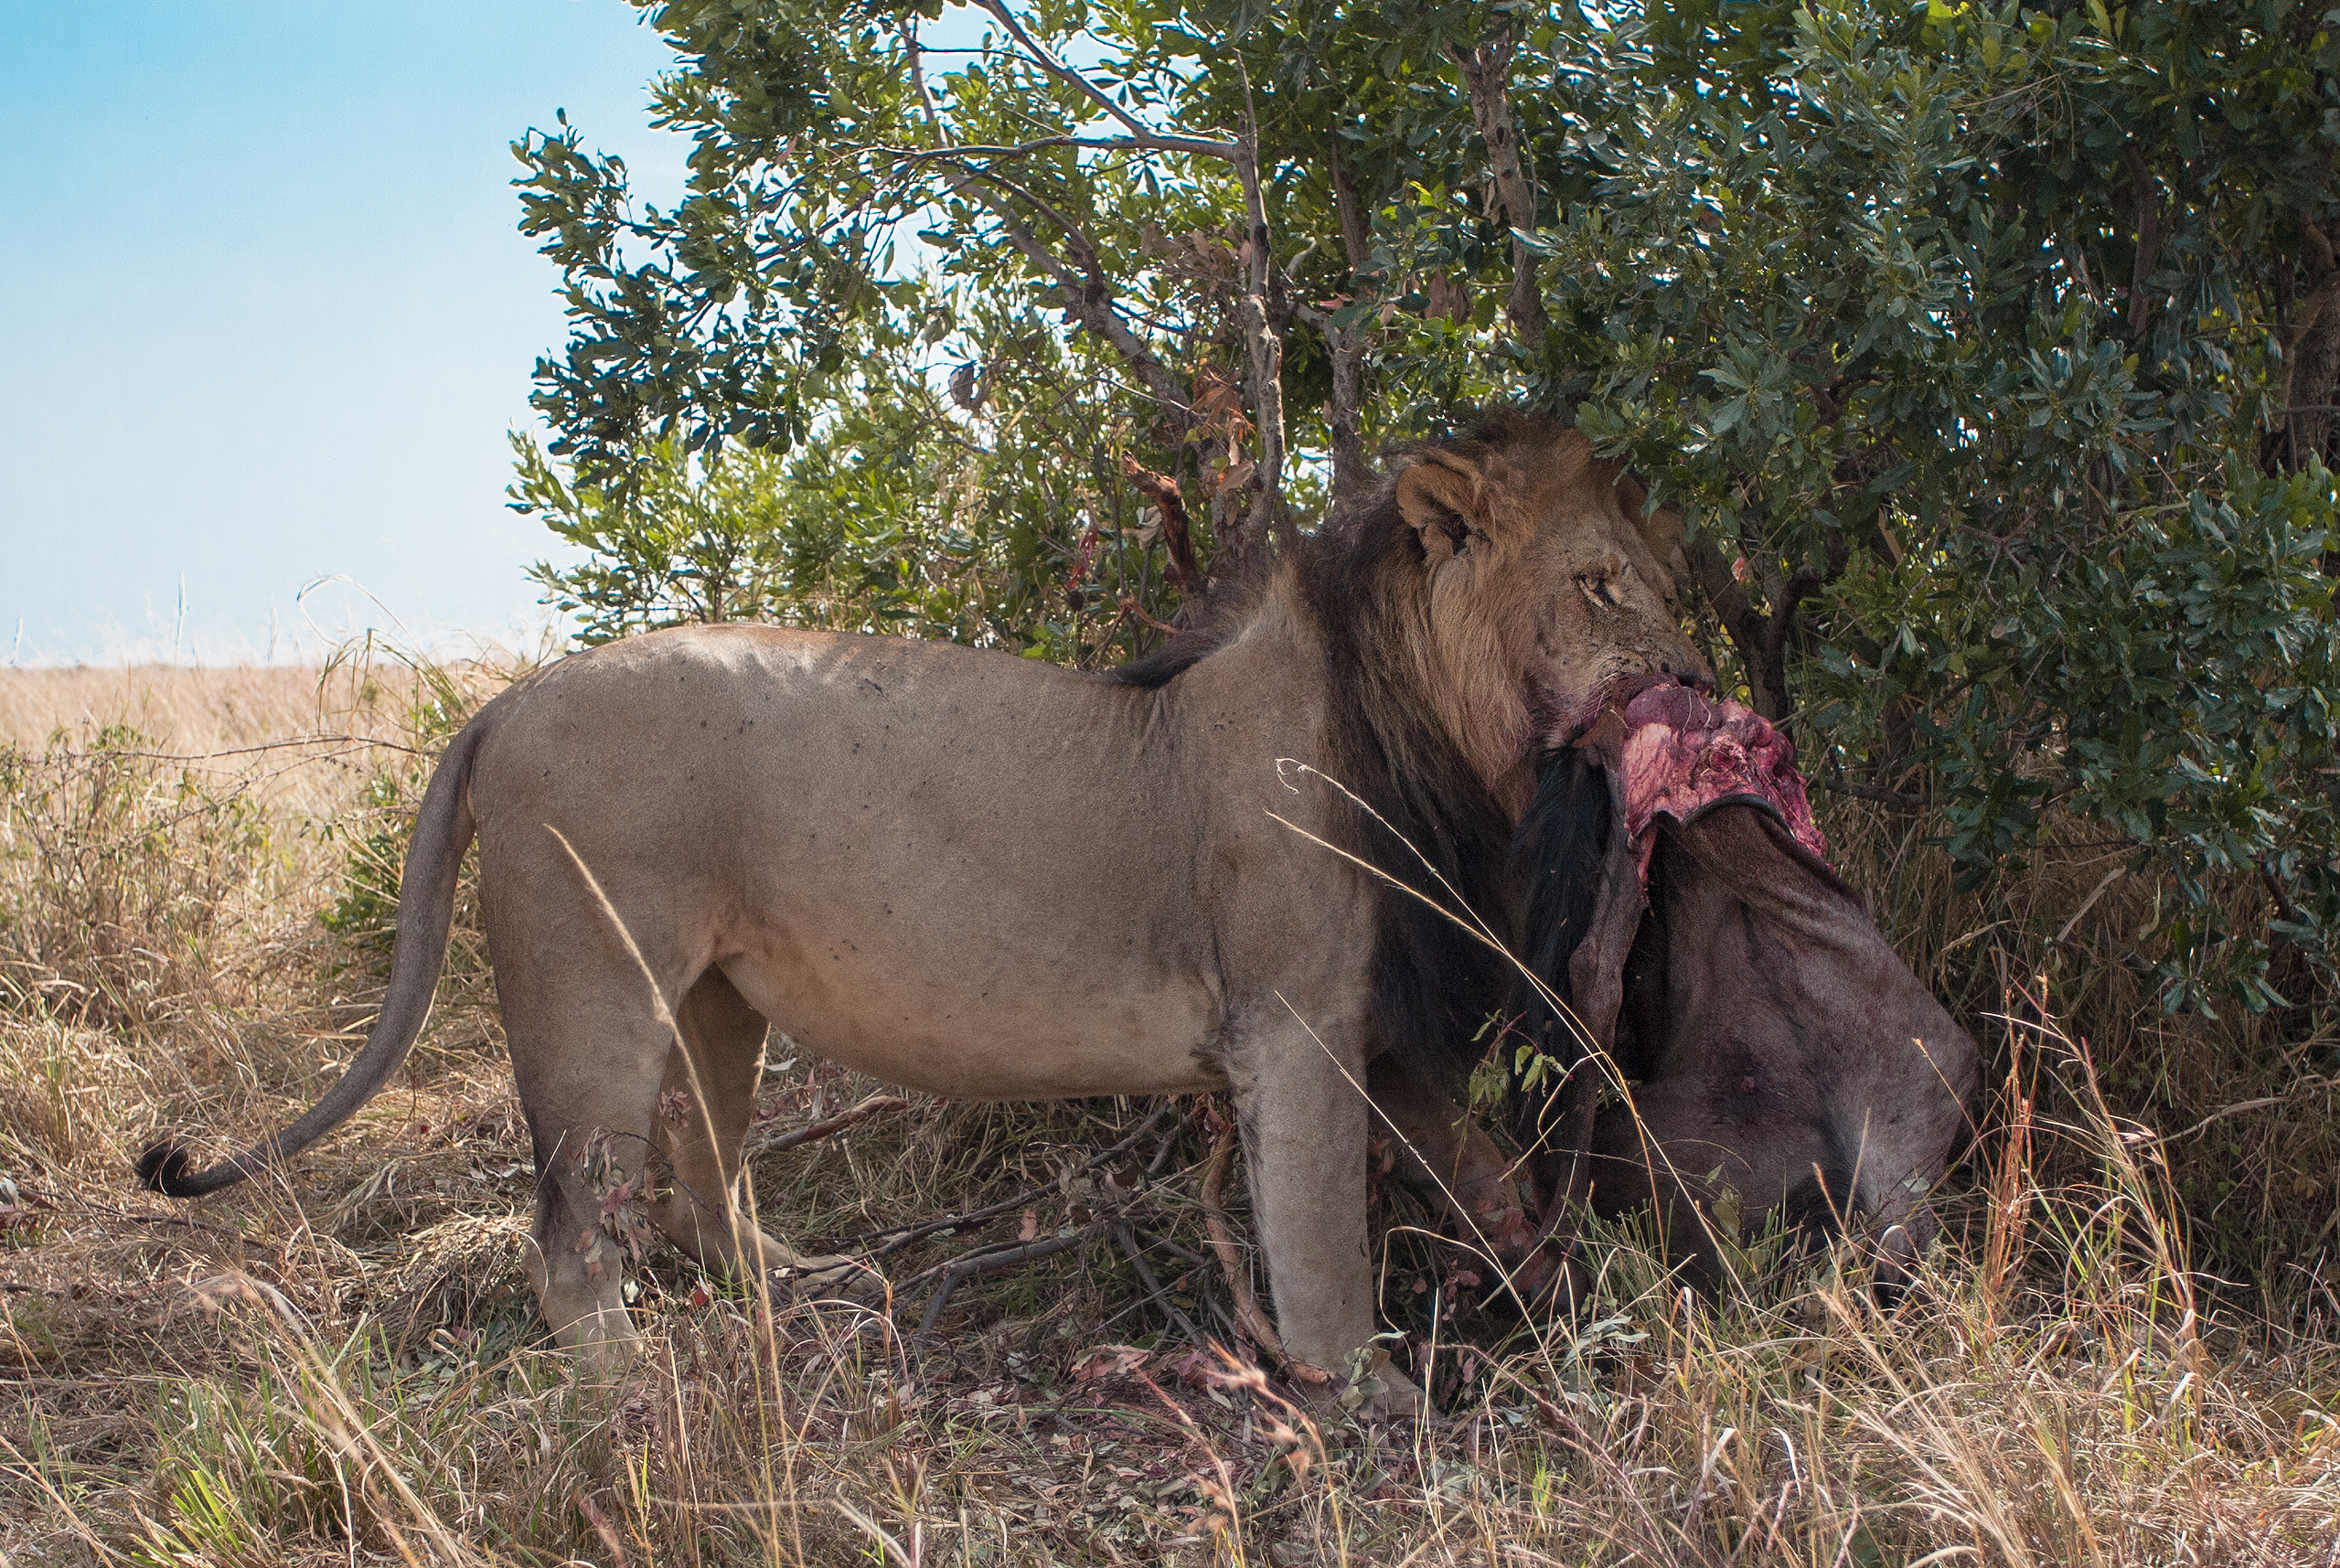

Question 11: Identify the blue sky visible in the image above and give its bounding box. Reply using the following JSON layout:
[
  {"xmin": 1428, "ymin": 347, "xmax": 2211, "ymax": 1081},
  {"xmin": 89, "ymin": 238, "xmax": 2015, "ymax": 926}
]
[{"xmin": 0, "ymin": 2, "xmax": 689, "ymax": 665}]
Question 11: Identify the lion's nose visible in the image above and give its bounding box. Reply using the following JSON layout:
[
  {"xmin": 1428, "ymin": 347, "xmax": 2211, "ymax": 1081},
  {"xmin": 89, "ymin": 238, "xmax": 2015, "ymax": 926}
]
[{"xmin": 1656, "ymin": 660, "xmax": 1714, "ymax": 692}]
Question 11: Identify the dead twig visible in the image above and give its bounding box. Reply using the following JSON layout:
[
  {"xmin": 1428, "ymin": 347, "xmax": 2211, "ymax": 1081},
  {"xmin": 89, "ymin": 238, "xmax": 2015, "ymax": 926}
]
[
  {"xmin": 898, "ymin": 1103, "xmax": 1194, "ymax": 1339},
  {"xmin": 77, "ymin": 733, "xmax": 426, "ymax": 763},
  {"xmin": 1120, "ymin": 459, "xmax": 1198, "ymax": 592},
  {"xmin": 1119, "ymin": 596, "xmax": 1181, "ymax": 637},
  {"xmin": 747, "ymin": 1093, "xmax": 913, "ymax": 1155},
  {"xmin": 912, "ymin": 1216, "xmax": 1123, "ymax": 1340},
  {"xmin": 1814, "ymin": 773, "xmax": 1938, "ymax": 811},
  {"xmin": 1117, "ymin": 1221, "xmax": 1203, "ymax": 1345},
  {"xmin": 837, "ymin": 1099, "xmax": 1180, "ymax": 1258}
]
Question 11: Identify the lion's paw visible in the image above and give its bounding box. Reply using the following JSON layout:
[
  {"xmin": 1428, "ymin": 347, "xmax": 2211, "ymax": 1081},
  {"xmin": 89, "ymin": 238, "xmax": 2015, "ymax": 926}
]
[{"xmin": 1332, "ymin": 1341, "xmax": 1430, "ymax": 1424}]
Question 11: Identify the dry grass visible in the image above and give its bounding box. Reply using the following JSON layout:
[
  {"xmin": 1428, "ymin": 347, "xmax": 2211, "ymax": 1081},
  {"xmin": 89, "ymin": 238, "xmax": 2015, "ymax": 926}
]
[{"xmin": 3, "ymin": 661, "xmax": 2339, "ymax": 1564}]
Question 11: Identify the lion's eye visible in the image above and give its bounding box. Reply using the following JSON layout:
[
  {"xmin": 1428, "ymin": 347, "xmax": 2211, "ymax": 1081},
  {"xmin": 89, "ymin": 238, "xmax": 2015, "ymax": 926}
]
[{"xmin": 1578, "ymin": 571, "xmax": 1624, "ymax": 608}]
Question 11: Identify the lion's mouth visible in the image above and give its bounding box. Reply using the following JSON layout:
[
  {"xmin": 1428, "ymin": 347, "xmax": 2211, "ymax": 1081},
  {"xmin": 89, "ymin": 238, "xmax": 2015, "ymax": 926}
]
[{"xmin": 1547, "ymin": 669, "xmax": 1685, "ymax": 752}]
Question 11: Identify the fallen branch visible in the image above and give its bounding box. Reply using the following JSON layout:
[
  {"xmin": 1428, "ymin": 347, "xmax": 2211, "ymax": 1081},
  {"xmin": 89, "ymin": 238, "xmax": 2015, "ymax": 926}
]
[
  {"xmin": 1117, "ymin": 1221, "xmax": 1202, "ymax": 1345},
  {"xmin": 748, "ymin": 1093, "xmax": 913, "ymax": 1155},
  {"xmin": 913, "ymin": 1216, "xmax": 1122, "ymax": 1340},
  {"xmin": 2146, "ymin": 1080, "xmax": 2338, "ymax": 1147},
  {"xmin": 837, "ymin": 1099, "xmax": 1180, "ymax": 1258},
  {"xmin": 1812, "ymin": 774, "xmax": 1938, "ymax": 811},
  {"xmin": 73, "ymin": 732, "xmax": 428, "ymax": 763}
]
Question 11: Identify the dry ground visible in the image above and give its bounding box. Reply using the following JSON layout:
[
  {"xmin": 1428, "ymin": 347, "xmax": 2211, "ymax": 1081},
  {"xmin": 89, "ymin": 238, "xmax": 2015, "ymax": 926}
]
[{"xmin": 3, "ymin": 659, "xmax": 2339, "ymax": 1565}]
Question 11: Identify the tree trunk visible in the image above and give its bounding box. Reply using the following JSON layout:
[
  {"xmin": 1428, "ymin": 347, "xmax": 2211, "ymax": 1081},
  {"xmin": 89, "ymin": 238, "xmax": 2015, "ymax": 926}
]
[
  {"xmin": 1234, "ymin": 126, "xmax": 1294, "ymax": 555},
  {"xmin": 1688, "ymin": 537, "xmax": 1809, "ymax": 721},
  {"xmin": 2272, "ymin": 222, "xmax": 2340, "ymax": 482}
]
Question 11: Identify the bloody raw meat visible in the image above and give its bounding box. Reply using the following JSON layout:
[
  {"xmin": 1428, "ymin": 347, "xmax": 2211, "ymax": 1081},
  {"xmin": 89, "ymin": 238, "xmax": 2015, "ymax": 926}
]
[{"xmin": 1608, "ymin": 682, "xmax": 1827, "ymax": 877}]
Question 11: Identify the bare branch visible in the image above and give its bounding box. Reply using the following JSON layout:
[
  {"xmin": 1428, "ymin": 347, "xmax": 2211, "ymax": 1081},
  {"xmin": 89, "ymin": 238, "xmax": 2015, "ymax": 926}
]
[
  {"xmin": 1814, "ymin": 775, "xmax": 1938, "ymax": 810},
  {"xmin": 837, "ymin": 1100, "xmax": 1181, "ymax": 1257},
  {"xmin": 871, "ymin": 136, "xmax": 1218, "ymax": 165},
  {"xmin": 1449, "ymin": 29, "xmax": 1549, "ymax": 345},
  {"xmin": 1234, "ymin": 67, "xmax": 1294, "ymax": 553},
  {"xmin": 967, "ymin": 0, "xmax": 1234, "ymax": 158},
  {"xmin": 904, "ymin": 16, "xmax": 1190, "ymax": 415},
  {"xmin": 913, "ymin": 1217, "xmax": 1120, "ymax": 1339},
  {"xmin": 747, "ymin": 1093, "xmax": 912, "ymax": 1155}
]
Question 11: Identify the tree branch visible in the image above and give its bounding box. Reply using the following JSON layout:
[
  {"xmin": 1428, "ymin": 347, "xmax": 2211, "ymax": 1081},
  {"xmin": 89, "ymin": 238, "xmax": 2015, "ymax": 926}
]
[
  {"xmin": 2122, "ymin": 145, "xmax": 2166, "ymax": 336},
  {"xmin": 1295, "ymin": 299, "xmax": 1370, "ymax": 504},
  {"xmin": 967, "ymin": 0, "xmax": 1234, "ymax": 158},
  {"xmin": 1234, "ymin": 67, "xmax": 1294, "ymax": 553},
  {"xmin": 1329, "ymin": 137, "xmax": 1371, "ymax": 274},
  {"xmin": 871, "ymin": 136, "xmax": 1225, "ymax": 165},
  {"xmin": 1449, "ymin": 28, "xmax": 1548, "ymax": 346},
  {"xmin": 947, "ymin": 161, "xmax": 1191, "ymax": 412},
  {"xmin": 1686, "ymin": 535, "xmax": 1779, "ymax": 712},
  {"xmin": 1122, "ymin": 457, "xmax": 1199, "ymax": 591},
  {"xmin": 1307, "ymin": 141, "xmax": 1374, "ymax": 504},
  {"xmin": 905, "ymin": 20, "xmax": 1191, "ymax": 417},
  {"xmin": 1814, "ymin": 775, "xmax": 1937, "ymax": 810},
  {"xmin": 2271, "ymin": 219, "xmax": 2340, "ymax": 477}
]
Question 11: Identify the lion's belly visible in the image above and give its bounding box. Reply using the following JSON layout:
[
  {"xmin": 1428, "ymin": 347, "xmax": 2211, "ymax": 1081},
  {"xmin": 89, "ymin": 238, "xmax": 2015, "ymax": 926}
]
[{"xmin": 718, "ymin": 931, "xmax": 1225, "ymax": 1099}]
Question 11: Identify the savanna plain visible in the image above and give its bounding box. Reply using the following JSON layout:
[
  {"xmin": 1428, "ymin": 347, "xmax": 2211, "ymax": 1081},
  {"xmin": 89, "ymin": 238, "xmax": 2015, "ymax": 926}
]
[{"xmin": 4, "ymin": 656, "xmax": 2340, "ymax": 1566}]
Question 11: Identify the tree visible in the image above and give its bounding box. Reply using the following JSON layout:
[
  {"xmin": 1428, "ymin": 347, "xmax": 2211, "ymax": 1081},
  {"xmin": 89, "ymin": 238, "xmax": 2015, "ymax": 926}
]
[{"xmin": 512, "ymin": 0, "xmax": 2340, "ymax": 1019}]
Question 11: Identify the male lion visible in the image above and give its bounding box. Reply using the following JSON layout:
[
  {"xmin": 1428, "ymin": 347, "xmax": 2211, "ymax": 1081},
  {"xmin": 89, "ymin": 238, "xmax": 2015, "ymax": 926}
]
[{"xmin": 140, "ymin": 411, "xmax": 1705, "ymax": 1410}]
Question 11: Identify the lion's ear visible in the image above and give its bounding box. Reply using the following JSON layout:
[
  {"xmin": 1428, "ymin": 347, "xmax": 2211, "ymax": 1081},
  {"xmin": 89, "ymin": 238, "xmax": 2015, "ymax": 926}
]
[
  {"xmin": 1397, "ymin": 457, "xmax": 1482, "ymax": 566},
  {"xmin": 1615, "ymin": 474, "xmax": 1690, "ymax": 603}
]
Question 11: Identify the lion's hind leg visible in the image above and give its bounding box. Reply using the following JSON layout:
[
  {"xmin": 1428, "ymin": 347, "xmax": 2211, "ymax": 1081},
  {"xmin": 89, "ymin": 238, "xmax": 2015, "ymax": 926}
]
[
  {"xmin": 648, "ymin": 967, "xmax": 856, "ymax": 1290},
  {"xmin": 507, "ymin": 998, "xmax": 672, "ymax": 1375}
]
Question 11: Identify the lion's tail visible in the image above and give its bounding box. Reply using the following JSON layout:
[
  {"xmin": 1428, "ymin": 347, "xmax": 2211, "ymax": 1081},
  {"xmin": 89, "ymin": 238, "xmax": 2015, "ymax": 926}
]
[{"xmin": 137, "ymin": 711, "xmax": 489, "ymax": 1200}]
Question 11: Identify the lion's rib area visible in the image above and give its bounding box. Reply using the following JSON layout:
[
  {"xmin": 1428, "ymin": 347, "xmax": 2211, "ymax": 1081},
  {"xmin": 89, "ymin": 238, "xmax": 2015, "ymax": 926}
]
[{"xmin": 463, "ymin": 622, "xmax": 1368, "ymax": 1102}]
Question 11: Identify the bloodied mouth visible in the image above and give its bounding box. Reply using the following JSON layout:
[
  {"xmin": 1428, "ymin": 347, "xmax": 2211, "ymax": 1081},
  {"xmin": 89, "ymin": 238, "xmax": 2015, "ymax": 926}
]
[{"xmin": 1577, "ymin": 680, "xmax": 1830, "ymax": 881}]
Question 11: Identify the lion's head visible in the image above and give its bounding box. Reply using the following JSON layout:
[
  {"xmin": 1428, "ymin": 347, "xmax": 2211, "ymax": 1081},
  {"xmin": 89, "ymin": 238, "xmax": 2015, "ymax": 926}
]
[
  {"xmin": 1327, "ymin": 410, "xmax": 1707, "ymax": 818},
  {"xmin": 1266, "ymin": 409, "xmax": 1711, "ymax": 1082}
]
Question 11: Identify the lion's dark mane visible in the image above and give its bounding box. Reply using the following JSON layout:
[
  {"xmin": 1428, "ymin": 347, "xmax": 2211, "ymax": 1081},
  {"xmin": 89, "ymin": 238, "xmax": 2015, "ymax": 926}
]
[{"xmin": 1110, "ymin": 410, "xmax": 1615, "ymax": 1103}]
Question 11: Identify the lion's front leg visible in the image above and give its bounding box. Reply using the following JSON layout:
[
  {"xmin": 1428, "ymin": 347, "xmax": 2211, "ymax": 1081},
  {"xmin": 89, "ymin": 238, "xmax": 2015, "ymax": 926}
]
[{"xmin": 1236, "ymin": 1019, "xmax": 1423, "ymax": 1416}]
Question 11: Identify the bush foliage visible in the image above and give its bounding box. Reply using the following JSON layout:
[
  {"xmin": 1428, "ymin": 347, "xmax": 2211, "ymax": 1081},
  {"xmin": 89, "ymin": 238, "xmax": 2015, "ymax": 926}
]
[{"xmin": 514, "ymin": 0, "xmax": 2340, "ymax": 1023}]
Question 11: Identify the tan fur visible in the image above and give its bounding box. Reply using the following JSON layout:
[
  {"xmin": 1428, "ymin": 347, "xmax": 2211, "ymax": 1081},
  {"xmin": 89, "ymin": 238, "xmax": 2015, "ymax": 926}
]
[
  {"xmin": 1395, "ymin": 431, "xmax": 1700, "ymax": 816},
  {"xmin": 144, "ymin": 418, "xmax": 1707, "ymax": 1413}
]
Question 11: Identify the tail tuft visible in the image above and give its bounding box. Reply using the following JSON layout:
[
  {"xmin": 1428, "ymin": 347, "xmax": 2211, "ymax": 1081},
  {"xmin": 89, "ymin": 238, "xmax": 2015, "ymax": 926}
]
[{"xmin": 135, "ymin": 1139, "xmax": 197, "ymax": 1197}]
